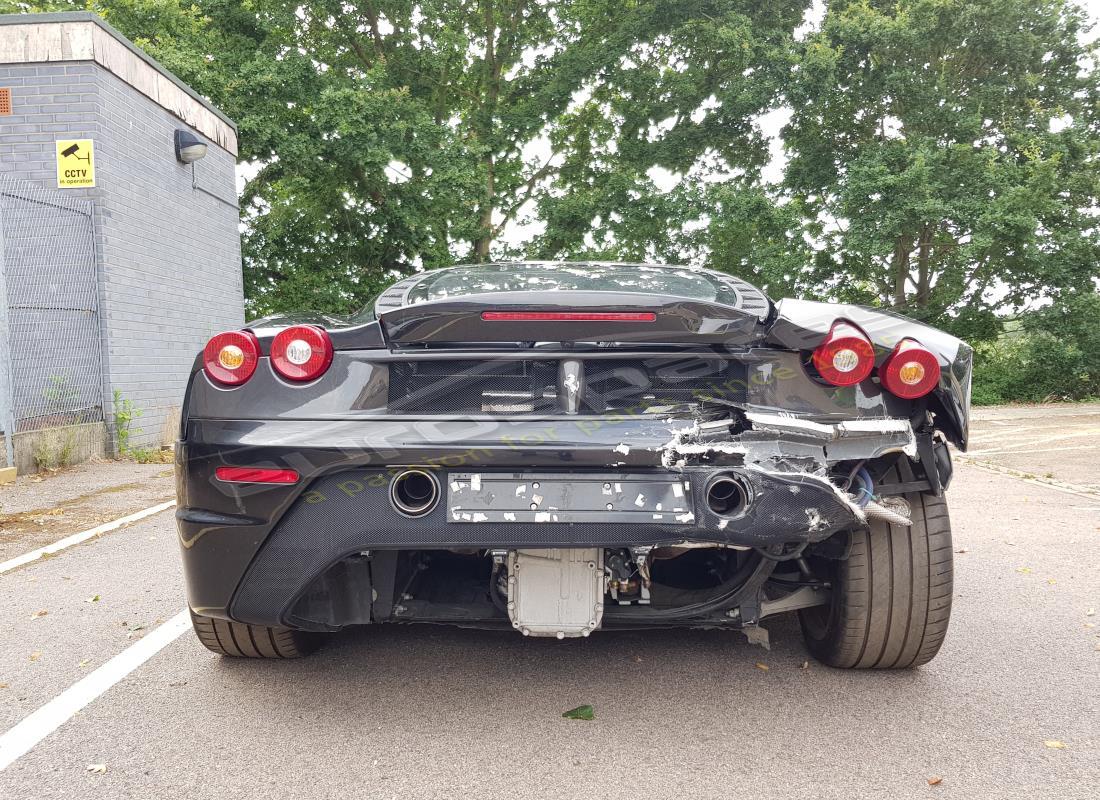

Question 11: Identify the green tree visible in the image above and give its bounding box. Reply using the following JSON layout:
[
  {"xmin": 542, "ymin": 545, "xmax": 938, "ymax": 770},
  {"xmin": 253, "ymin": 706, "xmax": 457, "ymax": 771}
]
[
  {"xmin": 972, "ymin": 293, "xmax": 1100, "ymax": 404},
  {"xmin": 229, "ymin": 0, "xmax": 808, "ymax": 315},
  {"xmin": 3, "ymin": 0, "xmax": 809, "ymax": 315},
  {"xmin": 7, "ymin": 0, "xmax": 1097, "ymax": 337},
  {"xmin": 779, "ymin": 0, "xmax": 1100, "ymax": 338}
]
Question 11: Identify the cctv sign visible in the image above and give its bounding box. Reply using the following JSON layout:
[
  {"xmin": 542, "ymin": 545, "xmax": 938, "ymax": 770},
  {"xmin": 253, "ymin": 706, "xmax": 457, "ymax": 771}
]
[{"xmin": 55, "ymin": 139, "xmax": 95, "ymax": 188}]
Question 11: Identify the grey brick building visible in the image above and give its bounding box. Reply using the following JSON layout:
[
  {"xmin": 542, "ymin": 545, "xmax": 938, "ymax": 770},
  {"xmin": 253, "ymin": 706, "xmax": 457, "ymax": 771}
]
[{"xmin": 0, "ymin": 12, "xmax": 243, "ymax": 471}]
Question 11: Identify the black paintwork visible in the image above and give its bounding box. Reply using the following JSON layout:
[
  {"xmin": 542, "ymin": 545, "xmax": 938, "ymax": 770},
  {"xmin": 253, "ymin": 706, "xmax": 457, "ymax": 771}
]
[
  {"xmin": 176, "ymin": 261, "xmax": 972, "ymax": 628},
  {"xmin": 378, "ymin": 292, "xmax": 764, "ymax": 345}
]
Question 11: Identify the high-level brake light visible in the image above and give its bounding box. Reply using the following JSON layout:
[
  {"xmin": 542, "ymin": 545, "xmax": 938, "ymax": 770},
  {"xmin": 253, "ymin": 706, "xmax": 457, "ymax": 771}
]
[
  {"xmin": 811, "ymin": 322, "xmax": 875, "ymax": 386},
  {"xmin": 880, "ymin": 339, "xmax": 941, "ymax": 399},
  {"xmin": 203, "ymin": 330, "xmax": 260, "ymax": 386},
  {"xmin": 481, "ymin": 311, "xmax": 657, "ymax": 322}
]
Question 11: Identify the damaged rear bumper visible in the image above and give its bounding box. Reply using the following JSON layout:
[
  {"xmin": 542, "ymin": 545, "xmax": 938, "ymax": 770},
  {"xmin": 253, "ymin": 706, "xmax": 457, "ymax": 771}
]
[
  {"xmin": 221, "ymin": 464, "xmax": 863, "ymax": 627},
  {"xmin": 177, "ymin": 410, "xmax": 919, "ymax": 625}
]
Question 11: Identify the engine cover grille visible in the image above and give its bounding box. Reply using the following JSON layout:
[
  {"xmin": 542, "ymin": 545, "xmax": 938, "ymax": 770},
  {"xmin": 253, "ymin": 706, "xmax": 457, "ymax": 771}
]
[{"xmin": 385, "ymin": 356, "xmax": 746, "ymax": 414}]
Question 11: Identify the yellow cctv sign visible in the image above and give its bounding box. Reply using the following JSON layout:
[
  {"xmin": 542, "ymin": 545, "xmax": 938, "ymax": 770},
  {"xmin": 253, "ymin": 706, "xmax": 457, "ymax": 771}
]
[{"xmin": 55, "ymin": 139, "xmax": 95, "ymax": 188}]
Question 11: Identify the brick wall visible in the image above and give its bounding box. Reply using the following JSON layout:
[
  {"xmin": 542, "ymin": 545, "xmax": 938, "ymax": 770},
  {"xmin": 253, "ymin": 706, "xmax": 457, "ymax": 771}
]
[{"xmin": 0, "ymin": 59, "xmax": 243, "ymax": 450}]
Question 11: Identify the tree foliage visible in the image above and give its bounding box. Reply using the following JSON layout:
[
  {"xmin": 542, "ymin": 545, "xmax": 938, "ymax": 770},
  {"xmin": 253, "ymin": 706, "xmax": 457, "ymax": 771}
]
[
  {"xmin": 972, "ymin": 293, "xmax": 1100, "ymax": 404},
  {"xmin": 782, "ymin": 0, "xmax": 1100, "ymax": 339},
  {"xmin": 10, "ymin": 0, "xmax": 808, "ymax": 314},
  {"xmin": 6, "ymin": 0, "xmax": 1099, "ymax": 333}
]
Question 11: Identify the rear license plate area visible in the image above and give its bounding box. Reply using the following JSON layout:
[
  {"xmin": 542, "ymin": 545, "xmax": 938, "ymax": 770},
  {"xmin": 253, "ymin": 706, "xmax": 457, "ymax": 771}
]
[{"xmin": 447, "ymin": 472, "xmax": 695, "ymax": 524}]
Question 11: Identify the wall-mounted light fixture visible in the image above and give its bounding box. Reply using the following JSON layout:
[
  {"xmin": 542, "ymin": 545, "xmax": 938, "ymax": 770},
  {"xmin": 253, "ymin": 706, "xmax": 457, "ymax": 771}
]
[{"xmin": 174, "ymin": 129, "xmax": 208, "ymax": 163}]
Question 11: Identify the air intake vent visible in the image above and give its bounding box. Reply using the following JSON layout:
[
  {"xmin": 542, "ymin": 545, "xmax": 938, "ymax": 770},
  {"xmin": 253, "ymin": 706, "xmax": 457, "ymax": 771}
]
[
  {"xmin": 387, "ymin": 360, "xmax": 558, "ymax": 413},
  {"xmin": 385, "ymin": 357, "xmax": 746, "ymax": 415}
]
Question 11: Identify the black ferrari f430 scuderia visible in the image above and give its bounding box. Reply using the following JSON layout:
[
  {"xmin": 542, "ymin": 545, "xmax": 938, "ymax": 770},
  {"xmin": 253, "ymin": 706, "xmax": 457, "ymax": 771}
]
[{"xmin": 177, "ymin": 262, "xmax": 970, "ymax": 667}]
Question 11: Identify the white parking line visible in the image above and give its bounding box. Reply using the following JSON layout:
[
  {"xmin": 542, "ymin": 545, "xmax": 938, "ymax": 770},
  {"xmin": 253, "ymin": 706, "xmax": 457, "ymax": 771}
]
[
  {"xmin": 0, "ymin": 501, "xmax": 176, "ymax": 575},
  {"xmin": 968, "ymin": 443, "xmax": 1100, "ymax": 457},
  {"xmin": 958, "ymin": 458, "xmax": 1100, "ymax": 499},
  {"xmin": 0, "ymin": 608, "xmax": 191, "ymax": 771}
]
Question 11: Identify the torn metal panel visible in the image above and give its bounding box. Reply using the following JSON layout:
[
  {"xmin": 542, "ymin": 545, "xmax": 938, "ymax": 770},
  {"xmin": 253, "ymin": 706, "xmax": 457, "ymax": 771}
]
[
  {"xmin": 864, "ymin": 496, "xmax": 913, "ymax": 527},
  {"xmin": 743, "ymin": 463, "xmax": 868, "ymax": 525},
  {"xmin": 656, "ymin": 407, "xmax": 917, "ymax": 469},
  {"xmin": 441, "ymin": 464, "xmax": 864, "ymax": 546},
  {"xmin": 743, "ymin": 411, "xmax": 916, "ymax": 460}
]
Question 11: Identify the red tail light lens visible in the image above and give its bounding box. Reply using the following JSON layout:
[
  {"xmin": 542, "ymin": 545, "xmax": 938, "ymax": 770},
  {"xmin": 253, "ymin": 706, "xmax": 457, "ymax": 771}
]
[
  {"xmin": 203, "ymin": 330, "xmax": 260, "ymax": 386},
  {"xmin": 215, "ymin": 466, "xmax": 299, "ymax": 484},
  {"xmin": 811, "ymin": 322, "xmax": 875, "ymax": 386},
  {"xmin": 270, "ymin": 325, "xmax": 334, "ymax": 382},
  {"xmin": 880, "ymin": 339, "xmax": 941, "ymax": 399}
]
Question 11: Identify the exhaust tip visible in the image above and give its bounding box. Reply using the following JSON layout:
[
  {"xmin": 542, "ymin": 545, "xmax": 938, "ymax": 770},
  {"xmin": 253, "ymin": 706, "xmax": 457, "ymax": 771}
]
[
  {"xmin": 389, "ymin": 469, "xmax": 441, "ymax": 517},
  {"xmin": 706, "ymin": 474, "xmax": 749, "ymax": 518}
]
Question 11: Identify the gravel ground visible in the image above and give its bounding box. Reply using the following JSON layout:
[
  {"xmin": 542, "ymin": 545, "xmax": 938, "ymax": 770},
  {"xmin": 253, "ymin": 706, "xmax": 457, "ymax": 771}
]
[
  {"xmin": 0, "ymin": 461, "xmax": 175, "ymax": 562},
  {"xmin": 0, "ymin": 407, "xmax": 1096, "ymax": 799},
  {"xmin": 966, "ymin": 402, "xmax": 1100, "ymax": 491}
]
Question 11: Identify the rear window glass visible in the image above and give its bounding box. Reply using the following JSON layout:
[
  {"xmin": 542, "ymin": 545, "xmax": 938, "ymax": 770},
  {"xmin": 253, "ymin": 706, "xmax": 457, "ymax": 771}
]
[{"xmin": 405, "ymin": 263, "xmax": 740, "ymax": 305}]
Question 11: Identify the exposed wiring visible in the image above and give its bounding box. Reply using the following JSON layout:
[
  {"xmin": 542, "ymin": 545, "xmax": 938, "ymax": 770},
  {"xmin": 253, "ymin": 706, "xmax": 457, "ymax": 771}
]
[
  {"xmin": 842, "ymin": 460, "xmax": 866, "ymax": 491},
  {"xmin": 606, "ymin": 552, "xmax": 774, "ymax": 620},
  {"xmin": 852, "ymin": 466, "xmax": 874, "ymax": 508},
  {"xmin": 755, "ymin": 541, "xmax": 810, "ymax": 562}
]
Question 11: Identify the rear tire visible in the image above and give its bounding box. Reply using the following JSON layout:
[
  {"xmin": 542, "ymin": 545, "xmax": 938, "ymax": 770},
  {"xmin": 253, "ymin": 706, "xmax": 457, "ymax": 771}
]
[
  {"xmin": 189, "ymin": 609, "xmax": 321, "ymax": 658},
  {"xmin": 798, "ymin": 476, "xmax": 953, "ymax": 669}
]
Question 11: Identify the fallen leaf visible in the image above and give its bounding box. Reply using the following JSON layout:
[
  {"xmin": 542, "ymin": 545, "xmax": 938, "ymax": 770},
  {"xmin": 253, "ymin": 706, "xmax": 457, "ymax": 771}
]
[
  {"xmin": 126, "ymin": 624, "xmax": 147, "ymax": 639},
  {"xmin": 85, "ymin": 595, "xmax": 100, "ymax": 604},
  {"xmin": 30, "ymin": 610, "xmax": 48, "ymax": 619},
  {"xmin": 78, "ymin": 659, "xmax": 90, "ymax": 669},
  {"xmin": 800, "ymin": 661, "xmax": 809, "ymax": 670},
  {"xmin": 927, "ymin": 776, "xmax": 943, "ymax": 786},
  {"xmin": 562, "ymin": 704, "xmax": 595, "ymax": 720},
  {"xmin": 955, "ymin": 548, "xmax": 967, "ymax": 554},
  {"xmin": 1087, "ymin": 608, "xmax": 1096, "ymax": 617},
  {"xmin": 29, "ymin": 651, "xmax": 41, "ymax": 662},
  {"xmin": 1044, "ymin": 740, "xmax": 1067, "ymax": 749},
  {"xmin": 0, "ymin": 682, "xmax": 9, "ymax": 689},
  {"xmin": 1047, "ymin": 579, "xmax": 1056, "ymax": 585},
  {"xmin": 1016, "ymin": 567, "xmax": 1032, "ymax": 574},
  {"xmin": 86, "ymin": 764, "xmax": 106, "ymax": 774},
  {"xmin": 755, "ymin": 662, "xmax": 769, "ymax": 672}
]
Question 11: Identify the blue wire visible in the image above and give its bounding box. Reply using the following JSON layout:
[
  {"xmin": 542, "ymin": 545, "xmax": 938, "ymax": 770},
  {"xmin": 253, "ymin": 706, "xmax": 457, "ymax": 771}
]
[{"xmin": 854, "ymin": 467, "xmax": 874, "ymax": 507}]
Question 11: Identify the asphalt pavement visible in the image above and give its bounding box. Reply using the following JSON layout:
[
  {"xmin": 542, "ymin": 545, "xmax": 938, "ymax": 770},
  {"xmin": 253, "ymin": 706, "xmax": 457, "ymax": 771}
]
[{"xmin": 0, "ymin": 406, "xmax": 1097, "ymax": 799}]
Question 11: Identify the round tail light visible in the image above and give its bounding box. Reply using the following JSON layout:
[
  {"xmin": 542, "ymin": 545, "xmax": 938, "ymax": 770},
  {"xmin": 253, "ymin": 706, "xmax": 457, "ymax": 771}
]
[
  {"xmin": 203, "ymin": 330, "xmax": 260, "ymax": 386},
  {"xmin": 270, "ymin": 325, "xmax": 334, "ymax": 382},
  {"xmin": 880, "ymin": 339, "xmax": 941, "ymax": 399},
  {"xmin": 811, "ymin": 322, "xmax": 875, "ymax": 386}
]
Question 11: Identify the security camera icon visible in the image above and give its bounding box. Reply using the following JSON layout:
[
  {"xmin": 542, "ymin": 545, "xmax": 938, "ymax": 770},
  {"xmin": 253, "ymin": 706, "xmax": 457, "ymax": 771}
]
[{"xmin": 61, "ymin": 143, "xmax": 90, "ymax": 161}]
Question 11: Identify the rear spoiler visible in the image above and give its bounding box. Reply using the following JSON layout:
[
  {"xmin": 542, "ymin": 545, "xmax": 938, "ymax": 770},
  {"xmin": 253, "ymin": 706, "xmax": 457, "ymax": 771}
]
[{"xmin": 378, "ymin": 291, "xmax": 768, "ymax": 345}]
